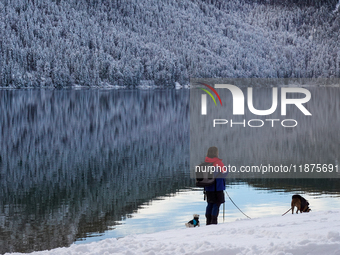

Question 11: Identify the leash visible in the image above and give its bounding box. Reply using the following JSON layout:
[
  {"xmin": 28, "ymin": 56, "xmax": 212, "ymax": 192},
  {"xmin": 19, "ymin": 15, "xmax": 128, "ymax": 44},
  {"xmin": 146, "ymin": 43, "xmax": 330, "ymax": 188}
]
[
  {"xmin": 225, "ymin": 190, "xmax": 251, "ymax": 219},
  {"xmin": 282, "ymin": 208, "xmax": 292, "ymax": 216},
  {"xmin": 224, "ymin": 190, "xmax": 293, "ymax": 219},
  {"xmin": 222, "ymin": 194, "xmax": 225, "ymax": 222}
]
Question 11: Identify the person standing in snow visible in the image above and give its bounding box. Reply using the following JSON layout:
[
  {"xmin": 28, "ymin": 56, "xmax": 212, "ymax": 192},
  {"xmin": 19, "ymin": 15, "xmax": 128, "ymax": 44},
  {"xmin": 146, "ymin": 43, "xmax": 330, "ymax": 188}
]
[{"xmin": 204, "ymin": 146, "xmax": 228, "ymax": 225}]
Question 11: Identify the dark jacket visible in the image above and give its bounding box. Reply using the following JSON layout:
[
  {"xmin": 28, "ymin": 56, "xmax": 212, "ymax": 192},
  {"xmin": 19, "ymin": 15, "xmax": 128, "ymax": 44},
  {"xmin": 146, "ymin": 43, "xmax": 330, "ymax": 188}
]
[{"xmin": 204, "ymin": 156, "xmax": 227, "ymax": 192}]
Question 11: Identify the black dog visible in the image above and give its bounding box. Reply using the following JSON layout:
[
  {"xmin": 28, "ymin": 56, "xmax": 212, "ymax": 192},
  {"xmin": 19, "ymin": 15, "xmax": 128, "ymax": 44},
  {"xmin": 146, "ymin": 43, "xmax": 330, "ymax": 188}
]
[
  {"xmin": 185, "ymin": 214, "xmax": 200, "ymax": 227},
  {"xmin": 291, "ymin": 195, "xmax": 311, "ymax": 214}
]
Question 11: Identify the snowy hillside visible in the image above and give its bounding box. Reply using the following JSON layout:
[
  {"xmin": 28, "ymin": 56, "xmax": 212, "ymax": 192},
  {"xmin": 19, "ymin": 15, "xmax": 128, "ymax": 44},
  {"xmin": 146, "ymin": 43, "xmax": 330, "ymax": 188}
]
[
  {"xmin": 1, "ymin": 0, "xmax": 340, "ymax": 87},
  {"xmin": 6, "ymin": 210, "xmax": 340, "ymax": 255}
]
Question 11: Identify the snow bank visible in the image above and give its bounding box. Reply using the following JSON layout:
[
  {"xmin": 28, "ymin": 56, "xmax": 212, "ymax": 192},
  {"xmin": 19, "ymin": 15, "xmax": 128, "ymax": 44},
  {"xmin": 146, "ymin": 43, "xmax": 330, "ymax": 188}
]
[{"xmin": 8, "ymin": 210, "xmax": 340, "ymax": 255}]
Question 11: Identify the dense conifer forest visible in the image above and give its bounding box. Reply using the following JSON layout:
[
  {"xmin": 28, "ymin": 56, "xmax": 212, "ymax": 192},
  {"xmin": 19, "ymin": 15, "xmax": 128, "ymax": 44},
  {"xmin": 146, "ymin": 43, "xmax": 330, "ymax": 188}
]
[{"xmin": 1, "ymin": 0, "xmax": 340, "ymax": 87}]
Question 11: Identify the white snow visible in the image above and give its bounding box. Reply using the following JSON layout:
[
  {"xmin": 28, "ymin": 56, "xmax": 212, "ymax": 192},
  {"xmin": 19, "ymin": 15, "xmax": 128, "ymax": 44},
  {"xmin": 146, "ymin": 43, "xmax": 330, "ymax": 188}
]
[
  {"xmin": 334, "ymin": 0, "xmax": 340, "ymax": 13},
  {"xmin": 175, "ymin": 82, "xmax": 183, "ymax": 89},
  {"xmin": 8, "ymin": 210, "xmax": 340, "ymax": 255}
]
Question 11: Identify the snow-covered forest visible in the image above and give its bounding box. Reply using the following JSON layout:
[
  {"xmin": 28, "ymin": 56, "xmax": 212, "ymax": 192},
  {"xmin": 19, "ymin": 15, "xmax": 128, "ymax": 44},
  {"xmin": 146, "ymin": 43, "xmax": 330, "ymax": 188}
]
[{"xmin": 1, "ymin": 0, "xmax": 340, "ymax": 87}]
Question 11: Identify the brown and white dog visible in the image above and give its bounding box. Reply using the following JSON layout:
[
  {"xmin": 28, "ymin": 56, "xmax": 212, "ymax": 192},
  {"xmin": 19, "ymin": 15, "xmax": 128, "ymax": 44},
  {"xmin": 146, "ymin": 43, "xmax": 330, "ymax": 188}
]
[{"xmin": 291, "ymin": 194, "xmax": 311, "ymax": 214}]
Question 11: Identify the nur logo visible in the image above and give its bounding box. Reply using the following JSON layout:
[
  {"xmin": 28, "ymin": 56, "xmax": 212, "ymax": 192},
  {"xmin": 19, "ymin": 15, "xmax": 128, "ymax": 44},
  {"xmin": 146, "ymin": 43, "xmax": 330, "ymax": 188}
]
[
  {"xmin": 200, "ymin": 84, "xmax": 312, "ymax": 116},
  {"xmin": 199, "ymin": 83, "xmax": 223, "ymax": 115}
]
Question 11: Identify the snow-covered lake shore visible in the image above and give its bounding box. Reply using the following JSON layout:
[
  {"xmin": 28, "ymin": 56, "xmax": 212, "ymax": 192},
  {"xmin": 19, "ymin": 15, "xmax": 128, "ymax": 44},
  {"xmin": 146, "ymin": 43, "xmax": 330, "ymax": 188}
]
[{"xmin": 8, "ymin": 210, "xmax": 340, "ymax": 255}]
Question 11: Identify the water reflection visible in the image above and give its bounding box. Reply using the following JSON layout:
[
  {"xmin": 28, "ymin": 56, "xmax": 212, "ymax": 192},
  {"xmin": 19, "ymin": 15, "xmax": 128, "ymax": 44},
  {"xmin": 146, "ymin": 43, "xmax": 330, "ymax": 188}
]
[
  {"xmin": 224, "ymin": 181, "xmax": 340, "ymax": 221},
  {"xmin": 243, "ymin": 179, "xmax": 340, "ymax": 195},
  {"xmin": 76, "ymin": 181, "xmax": 340, "ymax": 245},
  {"xmin": 0, "ymin": 88, "xmax": 340, "ymax": 254},
  {"xmin": 190, "ymin": 83, "xmax": 340, "ymax": 178},
  {"xmin": 0, "ymin": 89, "xmax": 190, "ymax": 254}
]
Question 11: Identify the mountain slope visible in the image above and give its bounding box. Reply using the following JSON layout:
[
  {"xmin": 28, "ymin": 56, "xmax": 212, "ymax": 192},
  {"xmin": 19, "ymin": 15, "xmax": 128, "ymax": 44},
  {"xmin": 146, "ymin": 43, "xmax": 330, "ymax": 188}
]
[{"xmin": 0, "ymin": 0, "xmax": 339, "ymax": 87}]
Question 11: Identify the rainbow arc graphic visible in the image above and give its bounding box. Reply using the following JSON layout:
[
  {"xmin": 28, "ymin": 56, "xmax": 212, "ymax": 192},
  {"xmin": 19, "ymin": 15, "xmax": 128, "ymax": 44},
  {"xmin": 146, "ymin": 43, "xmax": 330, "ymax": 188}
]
[
  {"xmin": 199, "ymin": 83, "xmax": 222, "ymax": 115},
  {"xmin": 199, "ymin": 83, "xmax": 222, "ymax": 106}
]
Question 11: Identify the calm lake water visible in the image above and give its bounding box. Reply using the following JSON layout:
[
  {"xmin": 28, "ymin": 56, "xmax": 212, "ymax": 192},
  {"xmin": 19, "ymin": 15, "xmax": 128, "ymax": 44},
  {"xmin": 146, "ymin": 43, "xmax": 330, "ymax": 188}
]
[{"xmin": 0, "ymin": 88, "xmax": 340, "ymax": 254}]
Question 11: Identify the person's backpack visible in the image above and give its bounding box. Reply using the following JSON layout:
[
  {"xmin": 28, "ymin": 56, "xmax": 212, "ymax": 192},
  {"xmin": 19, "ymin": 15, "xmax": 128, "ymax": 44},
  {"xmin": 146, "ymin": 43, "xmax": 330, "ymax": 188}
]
[{"xmin": 195, "ymin": 162, "xmax": 215, "ymax": 187}]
